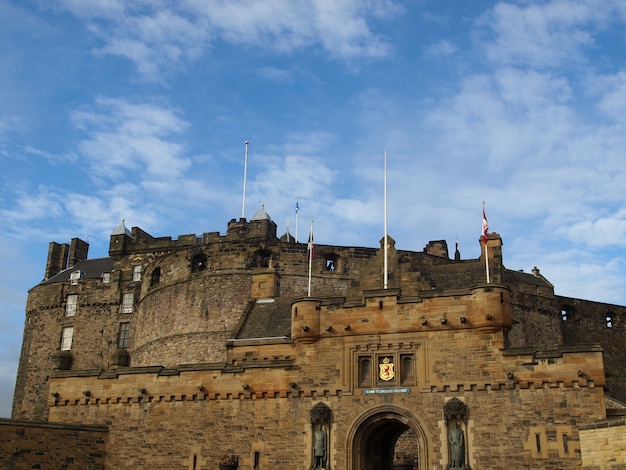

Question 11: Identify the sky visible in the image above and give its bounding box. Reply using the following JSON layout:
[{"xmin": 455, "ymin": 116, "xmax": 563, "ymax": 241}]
[{"xmin": 2, "ymin": 0, "xmax": 626, "ymax": 418}]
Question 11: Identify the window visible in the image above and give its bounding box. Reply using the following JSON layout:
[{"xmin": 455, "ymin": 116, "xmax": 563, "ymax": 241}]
[
  {"xmin": 102, "ymin": 272, "xmax": 111, "ymax": 283},
  {"xmin": 122, "ymin": 293, "xmax": 134, "ymax": 313},
  {"xmin": 192, "ymin": 254, "xmax": 208, "ymax": 272},
  {"xmin": 150, "ymin": 267, "xmax": 161, "ymax": 286},
  {"xmin": 561, "ymin": 309, "xmax": 570, "ymax": 321},
  {"xmin": 606, "ymin": 314, "xmax": 613, "ymax": 328},
  {"xmin": 358, "ymin": 357, "xmax": 372, "ymax": 387},
  {"xmin": 65, "ymin": 295, "xmax": 77, "ymax": 317},
  {"xmin": 133, "ymin": 265, "xmax": 142, "ymax": 282},
  {"xmin": 118, "ymin": 322, "xmax": 130, "ymax": 348},
  {"xmin": 400, "ymin": 354, "xmax": 415, "ymax": 385},
  {"xmin": 325, "ymin": 254, "xmax": 339, "ymax": 272},
  {"xmin": 69, "ymin": 270, "xmax": 82, "ymax": 285},
  {"xmin": 60, "ymin": 326, "xmax": 74, "ymax": 350}
]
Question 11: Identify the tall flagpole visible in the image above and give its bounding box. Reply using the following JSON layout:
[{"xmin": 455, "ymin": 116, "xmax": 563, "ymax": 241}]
[
  {"xmin": 295, "ymin": 198, "xmax": 299, "ymax": 243},
  {"xmin": 482, "ymin": 201, "xmax": 490, "ymax": 283},
  {"xmin": 307, "ymin": 220, "xmax": 314, "ymax": 297},
  {"xmin": 241, "ymin": 141, "xmax": 249, "ymax": 219},
  {"xmin": 384, "ymin": 149, "xmax": 388, "ymax": 289}
]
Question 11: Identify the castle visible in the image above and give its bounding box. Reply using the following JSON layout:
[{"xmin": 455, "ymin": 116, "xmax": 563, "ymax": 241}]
[{"xmin": 3, "ymin": 206, "xmax": 626, "ymax": 469}]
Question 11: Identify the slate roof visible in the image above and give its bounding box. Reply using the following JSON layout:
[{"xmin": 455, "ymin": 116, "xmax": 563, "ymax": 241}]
[
  {"xmin": 235, "ymin": 297, "xmax": 293, "ymax": 339},
  {"xmin": 40, "ymin": 257, "xmax": 115, "ymax": 285}
]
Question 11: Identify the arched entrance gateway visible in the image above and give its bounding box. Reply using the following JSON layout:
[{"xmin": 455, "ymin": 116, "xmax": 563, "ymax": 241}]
[{"xmin": 348, "ymin": 406, "xmax": 429, "ymax": 470}]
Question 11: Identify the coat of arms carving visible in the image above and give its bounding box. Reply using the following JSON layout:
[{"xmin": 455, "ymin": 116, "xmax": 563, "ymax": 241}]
[{"xmin": 379, "ymin": 357, "xmax": 395, "ymax": 381}]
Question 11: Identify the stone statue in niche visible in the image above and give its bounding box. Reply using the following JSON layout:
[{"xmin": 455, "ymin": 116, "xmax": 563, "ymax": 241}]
[
  {"xmin": 443, "ymin": 398, "xmax": 469, "ymax": 469},
  {"xmin": 448, "ymin": 421, "xmax": 465, "ymax": 469},
  {"xmin": 310, "ymin": 403, "xmax": 331, "ymax": 469},
  {"xmin": 313, "ymin": 424, "xmax": 328, "ymax": 469}
]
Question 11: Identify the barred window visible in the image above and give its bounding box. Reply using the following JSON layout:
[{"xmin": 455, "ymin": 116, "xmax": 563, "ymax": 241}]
[{"xmin": 65, "ymin": 294, "xmax": 77, "ymax": 317}]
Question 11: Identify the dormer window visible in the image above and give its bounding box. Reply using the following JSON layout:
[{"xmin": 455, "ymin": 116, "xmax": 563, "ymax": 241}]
[{"xmin": 69, "ymin": 270, "xmax": 83, "ymax": 285}]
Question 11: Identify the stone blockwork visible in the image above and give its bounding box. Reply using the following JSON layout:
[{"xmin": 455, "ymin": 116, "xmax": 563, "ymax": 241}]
[
  {"xmin": 579, "ymin": 418, "xmax": 626, "ymax": 469},
  {"xmin": 0, "ymin": 419, "xmax": 107, "ymax": 469},
  {"xmin": 10, "ymin": 215, "xmax": 626, "ymax": 468}
]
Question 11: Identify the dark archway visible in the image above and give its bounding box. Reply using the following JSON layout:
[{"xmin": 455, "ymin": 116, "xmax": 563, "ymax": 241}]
[{"xmin": 348, "ymin": 406, "xmax": 428, "ymax": 470}]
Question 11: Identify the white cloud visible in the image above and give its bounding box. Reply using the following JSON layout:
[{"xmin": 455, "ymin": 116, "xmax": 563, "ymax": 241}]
[
  {"xmin": 72, "ymin": 97, "xmax": 191, "ymax": 179},
  {"xmin": 54, "ymin": 0, "xmax": 400, "ymax": 79}
]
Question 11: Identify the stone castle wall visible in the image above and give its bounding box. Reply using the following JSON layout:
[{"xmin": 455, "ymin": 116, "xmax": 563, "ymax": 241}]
[
  {"xmin": 0, "ymin": 419, "xmax": 107, "ymax": 470},
  {"xmin": 10, "ymin": 218, "xmax": 626, "ymax": 468}
]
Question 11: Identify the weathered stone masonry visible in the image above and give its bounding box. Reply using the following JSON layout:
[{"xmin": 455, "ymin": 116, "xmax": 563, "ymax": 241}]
[{"xmin": 6, "ymin": 210, "xmax": 626, "ymax": 469}]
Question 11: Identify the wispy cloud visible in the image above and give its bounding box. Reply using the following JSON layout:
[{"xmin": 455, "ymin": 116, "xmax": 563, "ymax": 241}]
[
  {"xmin": 54, "ymin": 0, "xmax": 401, "ymax": 80},
  {"xmin": 71, "ymin": 97, "xmax": 191, "ymax": 179}
]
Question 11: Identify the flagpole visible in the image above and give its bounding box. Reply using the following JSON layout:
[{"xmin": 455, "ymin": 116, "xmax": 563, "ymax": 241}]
[
  {"xmin": 383, "ymin": 149, "xmax": 388, "ymax": 289},
  {"xmin": 482, "ymin": 201, "xmax": 490, "ymax": 283},
  {"xmin": 295, "ymin": 198, "xmax": 299, "ymax": 243},
  {"xmin": 307, "ymin": 220, "xmax": 314, "ymax": 297},
  {"xmin": 241, "ymin": 141, "xmax": 249, "ymax": 219}
]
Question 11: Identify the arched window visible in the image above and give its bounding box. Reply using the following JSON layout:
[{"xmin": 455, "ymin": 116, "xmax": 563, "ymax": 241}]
[
  {"xmin": 150, "ymin": 267, "xmax": 161, "ymax": 286},
  {"xmin": 401, "ymin": 354, "xmax": 415, "ymax": 385},
  {"xmin": 359, "ymin": 357, "xmax": 372, "ymax": 387},
  {"xmin": 192, "ymin": 254, "xmax": 208, "ymax": 272}
]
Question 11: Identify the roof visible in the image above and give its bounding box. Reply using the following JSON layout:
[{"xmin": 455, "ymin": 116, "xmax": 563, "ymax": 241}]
[
  {"xmin": 235, "ymin": 297, "xmax": 293, "ymax": 339},
  {"xmin": 111, "ymin": 219, "xmax": 132, "ymax": 237},
  {"xmin": 251, "ymin": 203, "xmax": 271, "ymax": 221},
  {"xmin": 40, "ymin": 257, "xmax": 115, "ymax": 285}
]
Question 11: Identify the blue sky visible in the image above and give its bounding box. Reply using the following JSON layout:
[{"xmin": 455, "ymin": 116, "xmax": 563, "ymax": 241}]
[{"xmin": 2, "ymin": 0, "xmax": 626, "ymax": 417}]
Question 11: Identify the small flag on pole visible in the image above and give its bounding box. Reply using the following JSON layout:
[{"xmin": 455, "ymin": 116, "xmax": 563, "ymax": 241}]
[
  {"xmin": 481, "ymin": 207, "xmax": 489, "ymax": 244},
  {"xmin": 296, "ymin": 200, "xmax": 299, "ymax": 214},
  {"xmin": 307, "ymin": 223, "xmax": 314, "ymax": 261}
]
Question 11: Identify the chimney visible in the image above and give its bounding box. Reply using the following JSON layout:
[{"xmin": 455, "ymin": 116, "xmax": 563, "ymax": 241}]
[
  {"xmin": 68, "ymin": 238, "xmax": 89, "ymax": 268},
  {"xmin": 45, "ymin": 242, "xmax": 69, "ymax": 280}
]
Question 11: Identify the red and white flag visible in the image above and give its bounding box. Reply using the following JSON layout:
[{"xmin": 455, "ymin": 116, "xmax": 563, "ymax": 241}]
[{"xmin": 481, "ymin": 208, "xmax": 489, "ymax": 244}]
